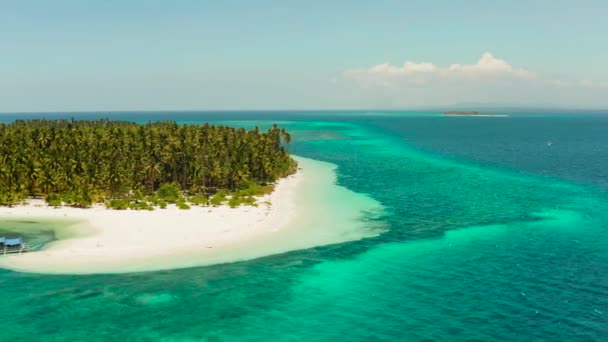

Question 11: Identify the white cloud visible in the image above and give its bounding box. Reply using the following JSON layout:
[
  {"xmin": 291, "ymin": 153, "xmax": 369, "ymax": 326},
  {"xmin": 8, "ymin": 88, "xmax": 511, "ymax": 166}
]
[
  {"xmin": 367, "ymin": 61, "xmax": 437, "ymax": 75},
  {"xmin": 345, "ymin": 52, "xmax": 535, "ymax": 86},
  {"xmin": 338, "ymin": 52, "xmax": 608, "ymax": 108},
  {"xmin": 446, "ymin": 52, "xmax": 535, "ymax": 79}
]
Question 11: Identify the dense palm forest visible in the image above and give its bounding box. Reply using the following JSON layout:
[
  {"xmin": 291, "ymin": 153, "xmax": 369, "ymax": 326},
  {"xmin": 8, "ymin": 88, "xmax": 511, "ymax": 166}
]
[{"xmin": 0, "ymin": 119, "xmax": 297, "ymax": 208}]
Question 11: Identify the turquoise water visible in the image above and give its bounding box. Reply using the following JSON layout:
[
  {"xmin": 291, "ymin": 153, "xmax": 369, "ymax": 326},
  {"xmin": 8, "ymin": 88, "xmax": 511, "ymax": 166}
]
[{"xmin": 1, "ymin": 111, "xmax": 607, "ymax": 341}]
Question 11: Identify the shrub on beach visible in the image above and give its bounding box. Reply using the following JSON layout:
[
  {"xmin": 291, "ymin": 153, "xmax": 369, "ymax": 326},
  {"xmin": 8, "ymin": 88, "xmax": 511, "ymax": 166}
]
[
  {"xmin": 0, "ymin": 192, "xmax": 25, "ymax": 207},
  {"xmin": 129, "ymin": 201, "xmax": 155, "ymax": 211},
  {"xmin": 237, "ymin": 182, "xmax": 275, "ymax": 197},
  {"xmin": 227, "ymin": 194, "xmax": 257, "ymax": 208},
  {"xmin": 242, "ymin": 196, "xmax": 257, "ymax": 206},
  {"xmin": 144, "ymin": 196, "xmax": 160, "ymax": 206},
  {"xmin": 61, "ymin": 189, "xmax": 93, "ymax": 208},
  {"xmin": 210, "ymin": 190, "xmax": 228, "ymax": 206},
  {"xmin": 177, "ymin": 201, "xmax": 191, "ymax": 210},
  {"xmin": 228, "ymin": 197, "xmax": 240, "ymax": 208},
  {"xmin": 189, "ymin": 194, "xmax": 208, "ymax": 206},
  {"xmin": 156, "ymin": 183, "xmax": 181, "ymax": 203},
  {"xmin": 106, "ymin": 199, "xmax": 130, "ymax": 210},
  {"xmin": 46, "ymin": 193, "xmax": 63, "ymax": 207}
]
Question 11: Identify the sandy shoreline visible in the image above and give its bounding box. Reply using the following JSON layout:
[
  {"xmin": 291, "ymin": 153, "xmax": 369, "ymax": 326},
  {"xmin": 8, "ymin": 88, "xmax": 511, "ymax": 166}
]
[{"xmin": 0, "ymin": 157, "xmax": 385, "ymax": 274}]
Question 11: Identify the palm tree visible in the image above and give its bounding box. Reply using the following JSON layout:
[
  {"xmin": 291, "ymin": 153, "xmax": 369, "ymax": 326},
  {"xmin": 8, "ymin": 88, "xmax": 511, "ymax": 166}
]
[{"xmin": 0, "ymin": 119, "xmax": 297, "ymax": 207}]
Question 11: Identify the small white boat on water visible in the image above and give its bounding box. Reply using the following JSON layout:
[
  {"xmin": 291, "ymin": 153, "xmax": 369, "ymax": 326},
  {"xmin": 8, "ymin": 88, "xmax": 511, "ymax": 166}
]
[{"xmin": 0, "ymin": 237, "xmax": 40, "ymax": 255}]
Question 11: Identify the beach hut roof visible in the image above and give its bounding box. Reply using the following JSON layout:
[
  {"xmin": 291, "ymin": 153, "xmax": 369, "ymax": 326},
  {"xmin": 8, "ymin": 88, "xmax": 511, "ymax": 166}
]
[{"xmin": 4, "ymin": 238, "xmax": 22, "ymax": 247}]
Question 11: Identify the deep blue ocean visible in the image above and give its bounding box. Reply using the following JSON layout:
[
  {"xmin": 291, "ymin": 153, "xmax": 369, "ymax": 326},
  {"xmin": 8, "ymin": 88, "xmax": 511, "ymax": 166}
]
[{"xmin": 1, "ymin": 111, "xmax": 607, "ymax": 341}]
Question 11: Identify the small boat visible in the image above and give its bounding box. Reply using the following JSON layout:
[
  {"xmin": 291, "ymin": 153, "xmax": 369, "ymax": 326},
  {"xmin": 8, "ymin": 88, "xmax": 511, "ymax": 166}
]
[{"xmin": 0, "ymin": 237, "xmax": 39, "ymax": 255}]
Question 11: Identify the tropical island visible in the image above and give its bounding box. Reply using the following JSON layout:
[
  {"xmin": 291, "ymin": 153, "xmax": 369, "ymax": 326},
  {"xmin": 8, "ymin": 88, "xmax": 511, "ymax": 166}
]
[
  {"xmin": 0, "ymin": 119, "xmax": 384, "ymax": 274},
  {"xmin": 0, "ymin": 119, "xmax": 296, "ymax": 208},
  {"xmin": 443, "ymin": 111, "xmax": 509, "ymax": 117}
]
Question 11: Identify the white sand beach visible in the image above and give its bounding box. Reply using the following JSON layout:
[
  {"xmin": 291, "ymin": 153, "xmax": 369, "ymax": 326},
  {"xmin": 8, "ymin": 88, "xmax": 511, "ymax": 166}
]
[{"xmin": 0, "ymin": 157, "xmax": 384, "ymax": 274}]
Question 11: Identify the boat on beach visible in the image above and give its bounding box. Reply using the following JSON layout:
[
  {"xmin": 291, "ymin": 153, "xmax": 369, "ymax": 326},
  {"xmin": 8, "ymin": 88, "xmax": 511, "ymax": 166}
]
[{"xmin": 0, "ymin": 237, "xmax": 39, "ymax": 255}]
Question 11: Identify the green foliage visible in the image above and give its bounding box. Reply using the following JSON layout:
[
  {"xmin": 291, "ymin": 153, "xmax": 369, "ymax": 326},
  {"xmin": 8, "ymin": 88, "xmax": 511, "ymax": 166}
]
[
  {"xmin": 189, "ymin": 194, "xmax": 208, "ymax": 206},
  {"xmin": 241, "ymin": 196, "xmax": 257, "ymax": 206},
  {"xmin": 156, "ymin": 183, "xmax": 181, "ymax": 203},
  {"xmin": 226, "ymin": 193, "xmax": 258, "ymax": 208},
  {"xmin": 0, "ymin": 192, "xmax": 24, "ymax": 207},
  {"xmin": 237, "ymin": 182, "xmax": 275, "ymax": 197},
  {"xmin": 0, "ymin": 119, "xmax": 296, "ymax": 208},
  {"xmin": 45, "ymin": 193, "xmax": 62, "ymax": 207},
  {"xmin": 144, "ymin": 195, "xmax": 160, "ymax": 206},
  {"xmin": 228, "ymin": 197, "xmax": 240, "ymax": 208},
  {"xmin": 129, "ymin": 201, "xmax": 154, "ymax": 211},
  {"xmin": 158, "ymin": 200, "xmax": 167, "ymax": 209},
  {"xmin": 67, "ymin": 188, "xmax": 93, "ymax": 208},
  {"xmin": 106, "ymin": 199, "xmax": 130, "ymax": 210},
  {"xmin": 209, "ymin": 190, "xmax": 228, "ymax": 206},
  {"xmin": 177, "ymin": 201, "xmax": 191, "ymax": 210}
]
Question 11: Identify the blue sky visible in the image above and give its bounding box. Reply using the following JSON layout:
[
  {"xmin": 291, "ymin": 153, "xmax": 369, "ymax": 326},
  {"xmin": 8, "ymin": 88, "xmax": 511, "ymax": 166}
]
[{"xmin": 1, "ymin": 0, "xmax": 607, "ymax": 112}]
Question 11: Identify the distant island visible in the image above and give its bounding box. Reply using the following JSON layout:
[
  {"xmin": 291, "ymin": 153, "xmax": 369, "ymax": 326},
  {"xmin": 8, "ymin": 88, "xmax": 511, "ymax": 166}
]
[{"xmin": 443, "ymin": 111, "xmax": 509, "ymax": 117}]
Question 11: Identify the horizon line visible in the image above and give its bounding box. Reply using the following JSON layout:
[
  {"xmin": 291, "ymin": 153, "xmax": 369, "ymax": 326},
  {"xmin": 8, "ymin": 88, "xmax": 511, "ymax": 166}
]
[{"xmin": 1, "ymin": 107, "xmax": 608, "ymax": 115}]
